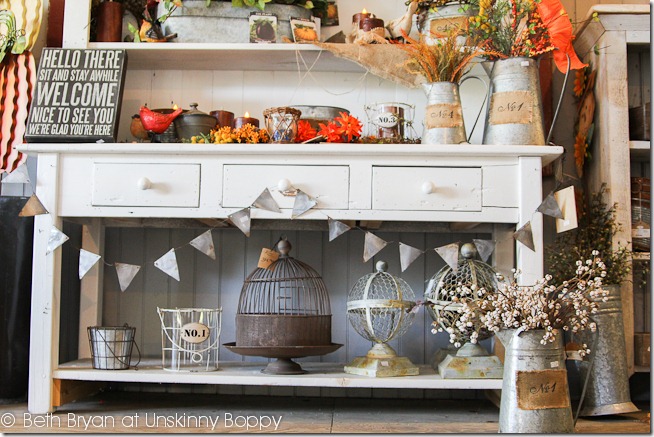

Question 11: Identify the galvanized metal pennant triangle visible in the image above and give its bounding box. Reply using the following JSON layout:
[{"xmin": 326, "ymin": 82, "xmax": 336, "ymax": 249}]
[
  {"xmin": 435, "ymin": 242, "xmax": 460, "ymax": 272},
  {"xmin": 554, "ymin": 158, "xmax": 564, "ymax": 188},
  {"xmin": 514, "ymin": 221, "xmax": 535, "ymax": 252},
  {"xmin": 18, "ymin": 194, "xmax": 48, "ymax": 217},
  {"xmin": 189, "ymin": 230, "xmax": 216, "ymax": 260},
  {"xmin": 292, "ymin": 189, "xmax": 318, "ymax": 219},
  {"xmin": 537, "ymin": 193, "xmax": 564, "ymax": 219},
  {"xmin": 399, "ymin": 242, "xmax": 423, "ymax": 272},
  {"xmin": 472, "ymin": 239, "xmax": 495, "ymax": 263},
  {"xmin": 2, "ymin": 164, "xmax": 30, "ymax": 184},
  {"xmin": 46, "ymin": 226, "xmax": 69, "ymax": 255},
  {"xmin": 328, "ymin": 217, "xmax": 351, "ymax": 242},
  {"xmin": 115, "ymin": 263, "xmax": 141, "ymax": 292},
  {"xmin": 363, "ymin": 232, "xmax": 389, "ymax": 263},
  {"xmin": 252, "ymin": 187, "xmax": 281, "ymax": 213},
  {"xmin": 79, "ymin": 249, "xmax": 102, "ymax": 279},
  {"xmin": 154, "ymin": 248, "xmax": 180, "ymax": 281},
  {"xmin": 229, "ymin": 207, "xmax": 252, "ymax": 237}
]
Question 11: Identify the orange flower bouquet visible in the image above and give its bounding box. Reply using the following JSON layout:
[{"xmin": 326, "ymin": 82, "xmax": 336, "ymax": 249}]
[
  {"xmin": 295, "ymin": 112, "xmax": 363, "ymax": 143},
  {"xmin": 467, "ymin": 0, "xmax": 585, "ymax": 73}
]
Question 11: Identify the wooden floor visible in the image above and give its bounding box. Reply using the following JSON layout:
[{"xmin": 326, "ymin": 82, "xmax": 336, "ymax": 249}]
[{"xmin": 0, "ymin": 392, "xmax": 650, "ymax": 433}]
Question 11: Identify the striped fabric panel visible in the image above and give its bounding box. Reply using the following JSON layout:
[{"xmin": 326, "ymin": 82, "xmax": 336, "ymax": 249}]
[
  {"xmin": 5, "ymin": 0, "xmax": 44, "ymax": 50},
  {"xmin": 0, "ymin": 51, "xmax": 35, "ymax": 173}
]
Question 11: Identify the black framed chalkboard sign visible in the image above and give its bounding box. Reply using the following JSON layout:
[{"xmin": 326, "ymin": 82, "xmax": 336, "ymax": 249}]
[{"xmin": 25, "ymin": 48, "xmax": 127, "ymax": 143}]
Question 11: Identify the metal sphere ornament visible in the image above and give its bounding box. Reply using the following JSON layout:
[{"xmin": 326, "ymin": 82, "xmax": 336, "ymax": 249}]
[
  {"xmin": 425, "ymin": 243, "xmax": 503, "ymax": 378},
  {"xmin": 345, "ymin": 261, "xmax": 419, "ymax": 377}
]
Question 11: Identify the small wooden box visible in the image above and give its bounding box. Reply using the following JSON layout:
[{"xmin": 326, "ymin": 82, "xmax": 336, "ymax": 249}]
[
  {"xmin": 634, "ymin": 332, "xmax": 651, "ymax": 367},
  {"xmin": 629, "ymin": 103, "xmax": 651, "ymax": 141}
]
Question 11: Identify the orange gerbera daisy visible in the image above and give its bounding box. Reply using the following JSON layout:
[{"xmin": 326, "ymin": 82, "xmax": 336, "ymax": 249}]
[
  {"xmin": 318, "ymin": 122, "xmax": 343, "ymax": 143},
  {"xmin": 296, "ymin": 120, "xmax": 317, "ymax": 143}
]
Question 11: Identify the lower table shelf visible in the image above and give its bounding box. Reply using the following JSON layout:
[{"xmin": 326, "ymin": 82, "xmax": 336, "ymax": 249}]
[{"xmin": 54, "ymin": 359, "xmax": 503, "ymax": 390}]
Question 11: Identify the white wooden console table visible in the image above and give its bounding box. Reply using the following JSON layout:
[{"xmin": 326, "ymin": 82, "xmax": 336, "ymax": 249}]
[{"xmin": 20, "ymin": 142, "xmax": 561, "ymax": 413}]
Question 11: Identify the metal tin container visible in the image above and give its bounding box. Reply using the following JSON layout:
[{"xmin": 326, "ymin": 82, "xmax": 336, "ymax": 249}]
[
  {"xmin": 174, "ymin": 103, "xmax": 217, "ymax": 140},
  {"xmin": 496, "ymin": 329, "xmax": 574, "ymax": 433},
  {"xmin": 160, "ymin": 1, "xmax": 311, "ymax": 43},
  {"xmin": 574, "ymin": 284, "xmax": 639, "ymax": 416},
  {"xmin": 482, "ymin": 57, "xmax": 545, "ymax": 145},
  {"xmin": 290, "ymin": 105, "xmax": 350, "ymax": 131},
  {"xmin": 416, "ymin": 2, "xmax": 472, "ymax": 46}
]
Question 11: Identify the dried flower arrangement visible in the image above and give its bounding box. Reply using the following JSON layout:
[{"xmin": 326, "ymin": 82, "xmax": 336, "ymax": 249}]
[
  {"xmin": 396, "ymin": 27, "xmax": 488, "ymax": 83},
  {"xmin": 452, "ymin": 255, "xmax": 608, "ymax": 352},
  {"xmin": 466, "ymin": 0, "xmax": 585, "ymax": 73},
  {"xmin": 546, "ymin": 185, "xmax": 631, "ymax": 286}
]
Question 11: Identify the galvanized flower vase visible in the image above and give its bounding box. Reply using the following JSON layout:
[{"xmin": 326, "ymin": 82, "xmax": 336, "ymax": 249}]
[
  {"xmin": 496, "ymin": 329, "xmax": 574, "ymax": 433},
  {"xmin": 574, "ymin": 284, "xmax": 639, "ymax": 416},
  {"xmin": 422, "ymin": 79, "xmax": 485, "ymax": 144},
  {"xmin": 482, "ymin": 57, "xmax": 546, "ymax": 145},
  {"xmin": 416, "ymin": 2, "xmax": 473, "ymax": 46}
]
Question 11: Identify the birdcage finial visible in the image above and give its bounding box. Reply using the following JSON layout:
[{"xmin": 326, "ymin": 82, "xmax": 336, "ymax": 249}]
[
  {"xmin": 375, "ymin": 260, "xmax": 388, "ymax": 272},
  {"xmin": 460, "ymin": 243, "xmax": 477, "ymax": 260},
  {"xmin": 277, "ymin": 238, "xmax": 292, "ymax": 257}
]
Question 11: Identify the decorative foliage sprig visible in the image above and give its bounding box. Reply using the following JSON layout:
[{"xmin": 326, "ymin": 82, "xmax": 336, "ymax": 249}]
[
  {"xmin": 546, "ymin": 185, "xmax": 631, "ymax": 286},
  {"xmin": 455, "ymin": 255, "xmax": 608, "ymax": 352},
  {"xmin": 396, "ymin": 27, "xmax": 489, "ymax": 83}
]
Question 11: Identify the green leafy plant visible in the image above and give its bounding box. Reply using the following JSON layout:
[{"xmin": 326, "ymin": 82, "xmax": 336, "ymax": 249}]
[
  {"xmin": 546, "ymin": 184, "xmax": 631, "ymax": 285},
  {"xmin": 232, "ymin": 0, "xmax": 327, "ymax": 14}
]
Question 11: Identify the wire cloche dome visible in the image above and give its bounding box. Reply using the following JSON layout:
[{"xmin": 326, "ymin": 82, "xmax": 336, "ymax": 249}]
[
  {"xmin": 424, "ymin": 242, "xmax": 503, "ymax": 378},
  {"xmin": 225, "ymin": 238, "xmax": 341, "ymax": 375},
  {"xmin": 345, "ymin": 261, "xmax": 419, "ymax": 377}
]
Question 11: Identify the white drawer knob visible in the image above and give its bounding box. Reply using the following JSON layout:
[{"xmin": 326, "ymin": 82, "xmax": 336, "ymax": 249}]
[
  {"xmin": 137, "ymin": 177, "xmax": 152, "ymax": 190},
  {"xmin": 277, "ymin": 178, "xmax": 293, "ymax": 192},
  {"xmin": 422, "ymin": 181, "xmax": 435, "ymax": 194}
]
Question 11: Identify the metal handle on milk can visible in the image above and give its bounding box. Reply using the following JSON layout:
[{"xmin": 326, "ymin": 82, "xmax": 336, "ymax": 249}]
[
  {"xmin": 546, "ymin": 51, "xmax": 571, "ymax": 144},
  {"xmin": 459, "ymin": 75, "xmax": 488, "ymax": 143}
]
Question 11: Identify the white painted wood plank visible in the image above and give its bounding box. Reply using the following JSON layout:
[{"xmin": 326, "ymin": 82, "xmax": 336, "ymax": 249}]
[
  {"xmin": 28, "ymin": 153, "xmax": 61, "ymax": 414},
  {"xmin": 141, "ymin": 229, "xmax": 170, "ymax": 361},
  {"xmin": 54, "ymin": 359, "xmax": 503, "ymax": 389},
  {"xmin": 77, "ymin": 219, "xmax": 105, "ymax": 359},
  {"xmin": 62, "ymin": 0, "xmax": 91, "ymax": 48}
]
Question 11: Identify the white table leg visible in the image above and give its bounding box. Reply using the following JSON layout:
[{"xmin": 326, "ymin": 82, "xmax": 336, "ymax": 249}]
[
  {"xmin": 516, "ymin": 156, "xmax": 544, "ymax": 285},
  {"xmin": 28, "ymin": 154, "xmax": 61, "ymax": 414},
  {"xmin": 78, "ymin": 219, "xmax": 105, "ymax": 359}
]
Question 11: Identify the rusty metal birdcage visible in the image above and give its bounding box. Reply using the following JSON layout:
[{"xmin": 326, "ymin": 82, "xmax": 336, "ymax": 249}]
[
  {"xmin": 225, "ymin": 238, "xmax": 341, "ymax": 374},
  {"xmin": 425, "ymin": 243, "xmax": 503, "ymax": 378},
  {"xmin": 345, "ymin": 261, "xmax": 419, "ymax": 377}
]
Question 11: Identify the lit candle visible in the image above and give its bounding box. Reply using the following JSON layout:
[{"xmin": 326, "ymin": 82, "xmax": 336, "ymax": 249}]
[
  {"xmin": 352, "ymin": 8, "xmax": 372, "ymax": 29},
  {"xmin": 233, "ymin": 111, "xmax": 260, "ymax": 129}
]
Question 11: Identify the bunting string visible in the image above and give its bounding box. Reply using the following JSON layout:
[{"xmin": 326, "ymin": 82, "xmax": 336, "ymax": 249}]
[{"xmin": 15, "ymin": 177, "xmax": 578, "ymax": 290}]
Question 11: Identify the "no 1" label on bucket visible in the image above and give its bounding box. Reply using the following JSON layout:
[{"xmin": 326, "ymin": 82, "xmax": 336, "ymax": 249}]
[{"xmin": 181, "ymin": 322, "xmax": 210, "ymax": 344}]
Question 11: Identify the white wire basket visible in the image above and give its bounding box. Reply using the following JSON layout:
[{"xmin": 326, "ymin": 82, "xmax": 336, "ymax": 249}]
[{"xmin": 157, "ymin": 307, "xmax": 222, "ymax": 372}]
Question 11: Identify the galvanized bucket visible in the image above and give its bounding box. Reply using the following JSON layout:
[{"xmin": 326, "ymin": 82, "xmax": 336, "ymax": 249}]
[
  {"xmin": 574, "ymin": 285, "xmax": 639, "ymax": 416},
  {"xmin": 482, "ymin": 57, "xmax": 546, "ymax": 145},
  {"xmin": 496, "ymin": 328, "xmax": 574, "ymax": 433},
  {"xmin": 422, "ymin": 78, "xmax": 486, "ymax": 144},
  {"xmin": 87, "ymin": 326, "xmax": 139, "ymax": 370}
]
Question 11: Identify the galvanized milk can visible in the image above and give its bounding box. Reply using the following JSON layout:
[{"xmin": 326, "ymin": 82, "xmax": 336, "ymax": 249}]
[
  {"xmin": 422, "ymin": 78, "xmax": 485, "ymax": 144},
  {"xmin": 482, "ymin": 57, "xmax": 546, "ymax": 145},
  {"xmin": 575, "ymin": 285, "xmax": 639, "ymax": 416},
  {"xmin": 496, "ymin": 328, "xmax": 574, "ymax": 433}
]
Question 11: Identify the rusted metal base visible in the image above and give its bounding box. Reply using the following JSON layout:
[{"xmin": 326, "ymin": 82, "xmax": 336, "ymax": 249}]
[
  {"xmin": 344, "ymin": 343, "xmax": 419, "ymax": 377},
  {"xmin": 435, "ymin": 343, "xmax": 503, "ymax": 379}
]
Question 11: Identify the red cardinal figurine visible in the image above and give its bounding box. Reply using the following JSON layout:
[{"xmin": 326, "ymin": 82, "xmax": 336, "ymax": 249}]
[{"xmin": 139, "ymin": 106, "xmax": 183, "ymax": 134}]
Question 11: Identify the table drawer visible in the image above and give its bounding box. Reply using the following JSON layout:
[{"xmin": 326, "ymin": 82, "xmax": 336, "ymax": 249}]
[
  {"xmin": 372, "ymin": 166, "xmax": 482, "ymax": 211},
  {"xmin": 92, "ymin": 163, "xmax": 201, "ymax": 207},
  {"xmin": 223, "ymin": 165, "xmax": 349, "ymax": 209}
]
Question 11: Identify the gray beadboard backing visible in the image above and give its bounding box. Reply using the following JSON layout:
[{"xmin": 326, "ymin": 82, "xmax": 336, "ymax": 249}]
[{"xmin": 100, "ymin": 227, "xmax": 492, "ymax": 398}]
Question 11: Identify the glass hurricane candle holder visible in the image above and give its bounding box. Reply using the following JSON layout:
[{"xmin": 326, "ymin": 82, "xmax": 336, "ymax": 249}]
[{"xmin": 264, "ymin": 107, "xmax": 302, "ymax": 143}]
